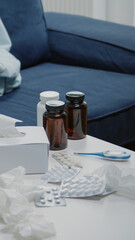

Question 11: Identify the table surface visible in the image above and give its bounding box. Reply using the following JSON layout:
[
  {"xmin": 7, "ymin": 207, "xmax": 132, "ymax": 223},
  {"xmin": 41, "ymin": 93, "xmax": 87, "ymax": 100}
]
[{"xmin": 27, "ymin": 135, "xmax": 135, "ymax": 240}]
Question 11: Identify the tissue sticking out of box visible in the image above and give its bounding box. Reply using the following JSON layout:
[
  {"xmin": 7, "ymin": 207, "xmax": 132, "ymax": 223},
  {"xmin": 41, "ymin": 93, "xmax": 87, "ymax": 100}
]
[{"xmin": 0, "ymin": 114, "xmax": 23, "ymax": 138}]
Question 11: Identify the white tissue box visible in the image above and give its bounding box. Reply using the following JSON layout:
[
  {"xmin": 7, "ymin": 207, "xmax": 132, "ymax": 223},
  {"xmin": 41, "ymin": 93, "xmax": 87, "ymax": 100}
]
[{"xmin": 0, "ymin": 126, "xmax": 49, "ymax": 174}]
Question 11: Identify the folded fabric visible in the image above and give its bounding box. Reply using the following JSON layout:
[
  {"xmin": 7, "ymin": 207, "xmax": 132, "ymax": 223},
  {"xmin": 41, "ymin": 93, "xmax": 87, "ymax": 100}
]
[
  {"xmin": 0, "ymin": 18, "xmax": 11, "ymax": 51},
  {"xmin": 0, "ymin": 49, "xmax": 22, "ymax": 96},
  {"xmin": 0, "ymin": 19, "xmax": 21, "ymax": 96}
]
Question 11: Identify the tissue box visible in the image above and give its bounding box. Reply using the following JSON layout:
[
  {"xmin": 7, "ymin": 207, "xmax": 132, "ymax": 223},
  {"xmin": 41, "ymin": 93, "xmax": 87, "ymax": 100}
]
[{"xmin": 0, "ymin": 126, "xmax": 49, "ymax": 174}]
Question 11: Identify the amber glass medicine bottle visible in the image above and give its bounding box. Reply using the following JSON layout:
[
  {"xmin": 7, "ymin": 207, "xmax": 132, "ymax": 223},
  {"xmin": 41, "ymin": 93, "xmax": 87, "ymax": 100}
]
[
  {"xmin": 43, "ymin": 100, "xmax": 67, "ymax": 150},
  {"xmin": 65, "ymin": 91, "xmax": 87, "ymax": 140}
]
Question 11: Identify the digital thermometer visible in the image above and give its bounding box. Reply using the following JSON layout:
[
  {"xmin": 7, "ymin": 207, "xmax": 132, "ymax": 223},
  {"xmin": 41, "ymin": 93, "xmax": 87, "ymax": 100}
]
[{"xmin": 74, "ymin": 150, "xmax": 131, "ymax": 161}]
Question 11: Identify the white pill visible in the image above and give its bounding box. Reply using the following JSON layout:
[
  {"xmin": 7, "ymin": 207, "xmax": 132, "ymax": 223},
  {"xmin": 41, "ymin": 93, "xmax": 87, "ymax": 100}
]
[
  {"xmin": 37, "ymin": 186, "xmax": 45, "ymax": 190},
  {"xmin": 40, "ymin": 199, "xmax": 46, "ymax": 204},
  {"xmin": 70, "ymin": 184, "xmax": 78, "ymax": 189},
  {"xmin": 53, "ymin": 153, "xmax": 61, "ymax": 157},
  {"xmin": 68, "ymin": 189, "xmax": 76, "ymax": 195},
  {"xmin": 60, "ymin": 188, "xmax": 68, "ymax": 195},
  {"xmin": 52, "ymin": 187, "xmax": 58, "ymax": 191},
  {"xmin": 79, "ymin": 178, "xmax": 86, "ymax": 184},
  {"xmin": 76, "ymin": 189, "xmax": 84, "ymax": 196},
  {"xmin": 47, "ymin": 197, "xmax": 53, "ymax": 202},
  {"xmin": 71, "ymin": 179, "xmax": 78, "ymax": 184},
  {"xmin": 46, "ymin": 189, "xmax": 51, "ymax": 193},
  {"xmin": 55, "ymin": 199, "xmax": 61, "ymax": 204},
  {"xmin": 85, "ymin": 188, "xmax": 93, "ymax": 194},
  {"xmin": 78, "ymin": 184, "xmax": 85, "ymax": 189},
  {"xmin": 96, "ymin": 182, "xmax": 102, "ymax": 187},
  {"xmin": 57, "ymin": 157, "xmax": 64, "ymax": 160},
  {"xmin": 60, "ymin": 151, "xmax": 67, "ymax": 155},
  {"xmin": 53, "ymin": 191, "xmax": 59, "ymax": 195},
  {"xmin": 54, "ymin": 195, "xmax": 59, "ymax": 199},
  {"xmin": 40, "ymin": 195, "xmax": 45, "ymax": 200},
  {"xmin": 63, "ymin": 178, "xmax": 71, "ymax": 183},
  {"xmin": 63, "ymin": 182, "xmax": 70, "ymax": 188},
  {"xmin": 93, "ymin": 187, "xmax": 99, "ymax": 192}
]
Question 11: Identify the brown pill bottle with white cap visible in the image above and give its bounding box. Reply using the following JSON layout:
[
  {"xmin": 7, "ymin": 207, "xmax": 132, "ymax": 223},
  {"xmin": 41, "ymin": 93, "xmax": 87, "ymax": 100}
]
[
  {"xmin": 65, "ymin": 91, "xmax": 87, "ymax": 140},
  {"xmin": 43, "ymin": 100, "xmax": 67, "ymax": 150}
]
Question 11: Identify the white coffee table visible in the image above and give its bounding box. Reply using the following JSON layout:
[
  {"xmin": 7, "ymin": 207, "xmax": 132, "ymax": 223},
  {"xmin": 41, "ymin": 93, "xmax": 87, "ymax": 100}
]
[{"xmin": 29, "ymin": 135, "xmax": 135, "ymax": 240}]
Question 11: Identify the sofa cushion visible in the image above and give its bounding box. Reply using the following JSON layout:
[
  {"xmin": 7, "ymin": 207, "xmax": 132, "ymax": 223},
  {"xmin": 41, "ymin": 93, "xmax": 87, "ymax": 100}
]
[
  {"xmin": 0, "ymin": 63, "xmax": 135, "ymax": 146},
  {"xmin": 0, "ymin": 0, "xmax": 50, "ymax": 69},
  {"xmin": 46, "ymin": 12, "xmax": 135, "ymax": 74}
]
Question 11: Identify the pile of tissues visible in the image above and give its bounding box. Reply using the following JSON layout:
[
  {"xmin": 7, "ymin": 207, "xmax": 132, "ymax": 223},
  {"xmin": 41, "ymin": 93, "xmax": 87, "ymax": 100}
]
[
  {"xmin": 0, "ymin": 163, "xmax": 135, "ymax": 239},
  {"xmin": 0, "ymin": 166, "xmax": 56, "ymax": 240},
  {"xmin": 92, "ymin": 163, "xmax": 135, "ymax": 199}
]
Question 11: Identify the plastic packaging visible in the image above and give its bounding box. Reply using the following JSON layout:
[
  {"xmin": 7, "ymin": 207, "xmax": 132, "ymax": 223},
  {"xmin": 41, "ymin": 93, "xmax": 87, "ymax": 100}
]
[
  {"xmin": 42, "ymin": 165, "xmax": 80, "ymax": 183},
  {"xmin": 37, "ymin": 91, "xmax": 59, "ymax": 126},
  {"xmin": 35, "ymin": 187, "xmax": 66, "ymax": 207},
  {"xmin": 65, "ymin": 91, "xmax": 87, "ymax": 140},
  {"xmin": 43, "ymin": 100, "xmax": 67, "ymax": 150},
  {"xmin": 60, "ymin": 175, "xmax": 105, "ymax": 198},
  {"xmin": 52, "ymin": 151, "xmax": 83, "ymax": 168}
]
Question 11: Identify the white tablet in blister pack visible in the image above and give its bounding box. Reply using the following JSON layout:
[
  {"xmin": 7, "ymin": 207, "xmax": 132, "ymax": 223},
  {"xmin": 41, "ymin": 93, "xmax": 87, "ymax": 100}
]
[
  {"xmin": 34, "ymin": 187, "xmax": 66, "ymax": 207},
  {"xmin": 60, "ymin": 175, "xmax": 106, "ymax": 198},
  {"xmin": 42, "ymin": 165, "xmax": 80, "ymax": 183},
  {"xmin": 52, "ymin": 151, "xmax": 83, "ymax": 168}
]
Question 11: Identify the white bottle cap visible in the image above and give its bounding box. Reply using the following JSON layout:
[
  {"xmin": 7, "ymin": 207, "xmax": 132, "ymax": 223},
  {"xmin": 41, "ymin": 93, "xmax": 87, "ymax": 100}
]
[{"xmin": 40, "ymin": 91, "xmax": 59, "ymax": 103}]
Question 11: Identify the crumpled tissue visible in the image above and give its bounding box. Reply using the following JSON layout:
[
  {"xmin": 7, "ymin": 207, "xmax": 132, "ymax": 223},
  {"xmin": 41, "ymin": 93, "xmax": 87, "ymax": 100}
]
[
  {"xmin": 0, "ymin": 18, "xmax": 22, "ymax": 96},
  {"xmin": 93, "ymin": 163, "xmax": 135, "ymax": 199},
  {"xmin": 0, "ymin": 166, "xmax": 56, "ymax": 240},
  {"xmin": 0, "ymin": 18, "xmax": 11, "ymax": 51},
  {"xmin": 0, "ymin": 114, "xmax": 22, "ymax": 138}
]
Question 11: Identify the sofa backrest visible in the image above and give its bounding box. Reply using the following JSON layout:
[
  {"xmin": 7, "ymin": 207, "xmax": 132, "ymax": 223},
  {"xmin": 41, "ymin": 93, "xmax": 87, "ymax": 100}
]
[{"xmin": 0, "ymin": 0, "xmax": 50, "ymax": 69}]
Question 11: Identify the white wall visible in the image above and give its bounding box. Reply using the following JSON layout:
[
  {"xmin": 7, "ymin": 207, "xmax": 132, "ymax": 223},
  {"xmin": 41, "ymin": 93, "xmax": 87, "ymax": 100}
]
[
  {"xmin": 42, "ymin": 0, "xmax": 135, "ymax": 26},
  {"xmin": 106, "ymin": 0, "xmax": 134, "ymax": 26},
  {"xmin": 42, "ymin": 0, "xmax": 93, "ymax": 17},
  {"xmin": 92, "ymin": 0, "xmax": 107, "ymax": 20}
]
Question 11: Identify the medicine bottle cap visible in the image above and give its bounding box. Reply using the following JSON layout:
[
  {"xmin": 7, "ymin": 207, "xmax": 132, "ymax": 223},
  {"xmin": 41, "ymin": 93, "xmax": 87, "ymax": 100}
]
[
  {"xmin": 66, "ymin": 91, "xmax": 85, "ymax": 102},
  {"xmin": 46, "ymin": 100, "xmax": 65, "ymax": 112},
  {"xmin": 40, "ymin": 91, "xmax": 59, "ymax": 103}
]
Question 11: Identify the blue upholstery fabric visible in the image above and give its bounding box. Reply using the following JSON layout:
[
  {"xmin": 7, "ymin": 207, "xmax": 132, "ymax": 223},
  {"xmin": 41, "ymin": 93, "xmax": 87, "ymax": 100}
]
[
  {"xmin": 0, "ymin": 0, "xmax": 50, "ymax": 69},
  {"xmin": 0, "ymin": 9, "xmax": 135, "ymax": 148},
  {"xmin": 46, "ymin": 12, "xmax": 135, "ymax": 74},
  {"xmin": 0, "ymin": 63, "xmax": 135, "ymax": 146}
]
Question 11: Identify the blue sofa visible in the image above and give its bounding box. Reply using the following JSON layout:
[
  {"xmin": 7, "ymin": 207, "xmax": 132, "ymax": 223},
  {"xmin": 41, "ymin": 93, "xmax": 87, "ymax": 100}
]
[{"xmin": 0, "ymin": 0, "xmax": 135, "ymax": 150}]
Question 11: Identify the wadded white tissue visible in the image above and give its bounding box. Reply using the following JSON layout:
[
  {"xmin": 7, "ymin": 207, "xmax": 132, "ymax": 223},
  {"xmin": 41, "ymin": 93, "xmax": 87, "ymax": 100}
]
[
  {"xmin": 0, "ymin": 166, "xmax": 56, "ymax": 239},
  {"xmin": 0, "ymin": 114, "xmax": 22, "ymax": 138},
  {"xmin": 93, "ymin": 163, "xmax": 135, "ymax": 199}
]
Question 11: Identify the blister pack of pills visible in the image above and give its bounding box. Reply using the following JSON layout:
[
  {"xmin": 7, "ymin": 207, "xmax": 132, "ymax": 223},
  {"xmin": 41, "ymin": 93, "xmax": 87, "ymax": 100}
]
[
  {"xmin": 60, "ymin": 175, "xmax": 105, "ymax": 198},
  {"xmin": 52, "ymin": 151, "xmax": 83, "ymax": 168},
  {"xmin": 42, "ymin": 165, "xmax": 80, "ymax": 183},
  {"xmin": 34, "ymin": 187, "xmax": 66, "ymax": 207}
]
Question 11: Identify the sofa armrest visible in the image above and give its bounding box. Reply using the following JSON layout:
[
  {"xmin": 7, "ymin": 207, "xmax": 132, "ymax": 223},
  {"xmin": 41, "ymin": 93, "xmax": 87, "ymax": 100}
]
[{"xmin": 45, "ymin": 12, "xmax": 135, "ymax": 74}]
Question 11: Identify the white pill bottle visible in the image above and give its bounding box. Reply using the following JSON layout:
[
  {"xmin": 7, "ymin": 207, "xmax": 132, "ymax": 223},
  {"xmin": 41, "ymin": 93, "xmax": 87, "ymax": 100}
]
[{"xmin": 37, "ymin": 91, "xmax": 59, "ymax": 126}]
